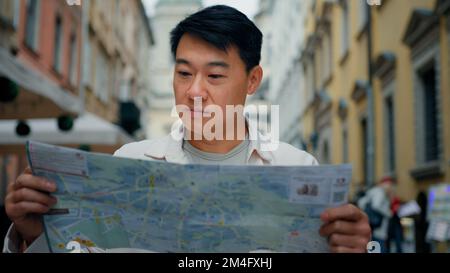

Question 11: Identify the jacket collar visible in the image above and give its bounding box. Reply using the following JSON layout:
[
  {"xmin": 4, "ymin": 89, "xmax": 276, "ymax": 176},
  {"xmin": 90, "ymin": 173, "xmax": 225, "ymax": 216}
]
[{"xmin": 144, "ymin": 119, "xmax": 275, "ymax": 164}]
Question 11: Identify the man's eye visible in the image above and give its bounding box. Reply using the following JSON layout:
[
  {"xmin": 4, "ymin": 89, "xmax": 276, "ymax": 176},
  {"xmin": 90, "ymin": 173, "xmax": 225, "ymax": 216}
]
[
  {"xmin": 209, "ymin": 74, "xmax": 224, "ymax": 79},
  {"xmin": 178, "ymin": 71, "xmax": 191, "ymax": 77}
]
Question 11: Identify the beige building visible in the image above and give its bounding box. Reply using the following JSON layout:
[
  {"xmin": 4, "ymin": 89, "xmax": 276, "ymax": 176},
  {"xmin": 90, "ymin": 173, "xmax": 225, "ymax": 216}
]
[
  {"xmin": 81, "ymin": 0, "xmax": 154, "ymax": 139},
  {"xmin": 147, "ymin": 0, "xmax": 202, "ymax": 139},
  {"xmin": 300, "ymin": 0, "xmax": 450, "ymax": 203}
]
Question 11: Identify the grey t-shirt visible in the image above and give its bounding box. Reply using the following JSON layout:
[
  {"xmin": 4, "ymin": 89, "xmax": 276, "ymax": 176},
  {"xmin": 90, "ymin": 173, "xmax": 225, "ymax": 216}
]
[{"xmin": 183, "ymin": 138, "xmax": 250, "ymax": 165}]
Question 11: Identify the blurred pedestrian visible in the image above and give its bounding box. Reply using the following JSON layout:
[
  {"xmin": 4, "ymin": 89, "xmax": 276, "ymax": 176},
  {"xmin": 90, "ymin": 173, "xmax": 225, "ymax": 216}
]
[
  {"xmin": 386, "ymin": 194, "xmax": 404, "ymax": 253},
  {"xmin": 414, "ymin": 192, "xmax": 431, "ymax": 253},
  {"xmin": 358, "ymin": 177, "xmax": 393, "ymax": 253}
]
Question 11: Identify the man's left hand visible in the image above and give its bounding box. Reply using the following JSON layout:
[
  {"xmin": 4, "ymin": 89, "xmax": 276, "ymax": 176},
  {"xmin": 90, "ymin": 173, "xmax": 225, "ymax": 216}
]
[{"xmin": 319, "ymin": 204, "xmax": 372, "ymax": 253}]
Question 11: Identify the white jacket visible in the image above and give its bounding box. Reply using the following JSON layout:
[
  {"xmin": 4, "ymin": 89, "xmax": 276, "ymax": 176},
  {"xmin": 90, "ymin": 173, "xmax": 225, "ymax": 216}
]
[
  {"xmin": 113, "ymin": 122, "xmax": 318, "ymax": 166},
  {"xmin": 3, "ymin": 124, "xmax": 318, "ymax": 253},
  {"xmin": 357, "ymin": 186, "xmax": 392, "ymax": 240}
]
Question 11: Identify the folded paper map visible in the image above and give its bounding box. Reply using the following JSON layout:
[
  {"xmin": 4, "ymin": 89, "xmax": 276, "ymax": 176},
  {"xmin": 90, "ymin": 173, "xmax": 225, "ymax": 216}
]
[{"xmin": 26, "ymin": 141, "xmax": 352, "ymax": 253}]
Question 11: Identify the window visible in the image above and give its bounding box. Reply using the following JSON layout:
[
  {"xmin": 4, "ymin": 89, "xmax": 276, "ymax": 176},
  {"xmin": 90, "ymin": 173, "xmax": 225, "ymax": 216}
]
[
  {"xmin": 69, "ymin": 33, "xmax": 77, "ymax": 86},
  {"xmin": 419, "ymin": 65, "xmax": 439, "ymax": 162},
  {"xmin": 304, "ymin": 65, "xmax": 310, "ymax": 102},
  {"xmin": 359, "ymin": 0, "xmax": 369, "ymax": 31},
  {"xmin": 296, "ymin": 0, "xmax": 302, "ymax": 13},
  {"xmin": 310, "ymin": 56, "xmax": 316, "ymax": 99},
  {"xmin": 361, "ymin": 117, "xmax": 369, "ymax": 185},
  {"xmin": 83, "ymin": 35, "xmax": 92, "ymax": 87},
  {"xmin": 13, "ymin": 0, "xmax": 20, "ymax": 28},
  {"xmin": 115, "ymin": 0, "xmax": 120, "ymax": 18},
  {"xmin": 384, "ymin": 94, "xmax": 396, "ymax": 173},
  {"xmin": 305, "ymin": 59, "xmax": 314, "ymax": 103},
  {"xmin": 340, "ymin": 0, "xmax": 350, "ymax": 57},
  {"xmin": 95, "ymin": 46, "xmax": 110, "ymax": 103},
  {"xmin": 342, "ymin": 127, "xmax": 348, "ymax": 163},
  {"xmin": 53, "ymin": 15, "xmax": 63, "ymax": 73},
  {"xmin": 322, "ymin": 33, "xmax": 332, "ymax": 83},
  {"xmin": 25, "ymin": 0, "xmax": 40, "ymax": 51},
  {"xmin": 404, "ymin": 10, "xmax": 442, "ymax": 178},
  {"xmin": 317, "ymin": 44, "xmax": 323, "ymax": 86},
  {"xmin": 323, "ymin": 141, "xmax": 330, "ymax": 164},
  {"xmin": 0, "ymin": 0, "xmax": 18, "ymax": 27},
  {"xmin": 114, "ymin": 60, "xmax": 123, "ymax": 98},
  {"xmin": 314, "ymin": 54, "xmax": 320, "ymax": 89},
  {"xmin": 114, "ymin": 0, "xmax": 124, "ymax": 43}
]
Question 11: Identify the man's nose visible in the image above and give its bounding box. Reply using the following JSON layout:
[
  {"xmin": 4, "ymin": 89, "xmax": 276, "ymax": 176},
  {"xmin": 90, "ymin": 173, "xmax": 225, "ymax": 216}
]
[{"xmin": 187, "ymin": 75, "xmax": 208, "ymax": 101}]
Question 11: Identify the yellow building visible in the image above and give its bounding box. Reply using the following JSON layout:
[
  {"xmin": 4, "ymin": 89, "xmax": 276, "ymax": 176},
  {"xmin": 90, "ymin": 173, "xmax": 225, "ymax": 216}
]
[{"xmin": 300, "ymin": 0, "xmax": 450, "ymax": 202}]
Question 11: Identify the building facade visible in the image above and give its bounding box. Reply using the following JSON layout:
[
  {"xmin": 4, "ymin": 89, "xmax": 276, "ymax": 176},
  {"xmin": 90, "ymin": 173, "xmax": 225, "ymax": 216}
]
[
  {"xmin": 300, "ymin": 0, "xmax": 450, "ymax": 202},
  {"xmin": 264, "ymin": 0, "xmax": 309, "ymax": 148},
  {"xmin": 81, "ymin": 0, "xmax": 154, "ymax": 138},
  {"xmin": 0, "ymin": 0, "xmax": 83, "ymax": 121},
  {"xmin": 0, "ymin": 0, "xmax": 20, "ymax": 52},
  {"xmin": 0, "ymin": 0, "xmax": 154, "ymax": 205}
]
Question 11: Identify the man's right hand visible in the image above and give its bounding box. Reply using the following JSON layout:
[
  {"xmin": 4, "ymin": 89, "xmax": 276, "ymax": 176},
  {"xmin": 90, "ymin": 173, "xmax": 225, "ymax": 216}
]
[{"xmin": 5, "ymin": 167, "xmax": 57, "ymax": 246}]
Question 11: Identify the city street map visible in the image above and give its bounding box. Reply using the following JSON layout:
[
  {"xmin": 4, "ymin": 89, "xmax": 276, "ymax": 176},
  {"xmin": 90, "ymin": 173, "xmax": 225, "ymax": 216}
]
[{"xmin": 26, "ymin": 141, "xmax": 352, "ymax": 253}]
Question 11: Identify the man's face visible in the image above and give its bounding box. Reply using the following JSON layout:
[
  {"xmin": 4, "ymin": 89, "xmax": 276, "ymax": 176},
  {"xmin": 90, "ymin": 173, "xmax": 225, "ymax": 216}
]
[{"xmin": 173, "ymin": 34, "xmax": 262, "ymax": 140}]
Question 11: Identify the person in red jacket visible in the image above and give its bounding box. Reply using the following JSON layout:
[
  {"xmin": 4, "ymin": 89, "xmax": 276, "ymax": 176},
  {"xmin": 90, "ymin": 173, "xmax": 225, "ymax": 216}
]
[{"xmin": 386, "ymin": 180, "xmax": 404, "ymax": 253}]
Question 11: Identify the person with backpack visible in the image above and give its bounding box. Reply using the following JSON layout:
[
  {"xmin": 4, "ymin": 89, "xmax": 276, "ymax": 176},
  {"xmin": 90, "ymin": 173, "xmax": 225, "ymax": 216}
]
[{"xmin": 358, "ymin": 177, "xmax": 393, "ymax": 253}]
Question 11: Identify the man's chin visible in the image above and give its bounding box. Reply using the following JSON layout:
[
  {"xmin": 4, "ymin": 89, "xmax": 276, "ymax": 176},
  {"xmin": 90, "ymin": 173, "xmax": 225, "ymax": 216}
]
[{"xmin": 183, "ymin": 126, "xmax": 224, "ymax": 141}]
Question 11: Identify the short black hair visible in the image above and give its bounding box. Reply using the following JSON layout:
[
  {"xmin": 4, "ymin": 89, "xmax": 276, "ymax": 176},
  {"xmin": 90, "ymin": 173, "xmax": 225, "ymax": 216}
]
[{"xmin": 170, "ymin": 5, "xmax": 263, "ymax": 72}]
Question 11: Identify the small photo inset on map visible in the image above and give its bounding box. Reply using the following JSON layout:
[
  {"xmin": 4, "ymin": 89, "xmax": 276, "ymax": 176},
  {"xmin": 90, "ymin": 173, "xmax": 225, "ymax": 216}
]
[{"xmin": 296, "ymin": 184, "xmax": 319, "ymax": 197}]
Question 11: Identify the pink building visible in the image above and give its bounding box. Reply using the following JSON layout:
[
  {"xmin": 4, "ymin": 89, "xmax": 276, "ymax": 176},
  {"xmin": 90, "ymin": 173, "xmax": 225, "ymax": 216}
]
[{"xmin": 17, "ymin": 0, "xmax": 82, "ymax": 95}]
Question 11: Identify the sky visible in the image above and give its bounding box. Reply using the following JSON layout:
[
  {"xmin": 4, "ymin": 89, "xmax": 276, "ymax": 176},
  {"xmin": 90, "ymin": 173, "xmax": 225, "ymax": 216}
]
[{"xmin": 142, "ymin": 0, "xmax": 260, "ymax": 19}]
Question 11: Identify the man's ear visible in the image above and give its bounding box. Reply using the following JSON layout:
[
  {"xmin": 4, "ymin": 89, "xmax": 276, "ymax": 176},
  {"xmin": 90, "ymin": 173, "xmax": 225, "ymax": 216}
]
[{"xmin": 247, "ymin": 65, "xmax": 263, "ymax": 96}]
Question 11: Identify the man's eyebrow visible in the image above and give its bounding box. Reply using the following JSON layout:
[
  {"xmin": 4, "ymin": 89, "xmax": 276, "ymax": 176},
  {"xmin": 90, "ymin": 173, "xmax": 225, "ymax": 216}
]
[
  {"xmin": 175, "ymin": 59, "xmax": 190, "ymax": 65},
  {"xmin": 175, "ymin": 59, "xmax": 229, "ymax": 69},
  {"xmin": 206, "ymin": 61, "xmax": 230, "ymax": 69}
]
